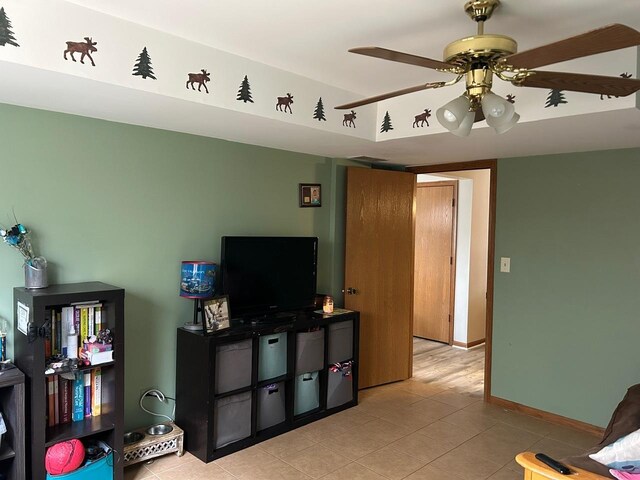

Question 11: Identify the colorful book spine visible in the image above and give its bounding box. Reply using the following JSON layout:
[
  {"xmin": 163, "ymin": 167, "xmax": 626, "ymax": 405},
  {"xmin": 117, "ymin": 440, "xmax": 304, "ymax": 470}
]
[
  {"xmin": 95, "ymin": 306, "xmax": 102, "ymax": 334},
  {"xmin": 80, "ymin": 308, "xmax": 89, "ymax": 343},
  {"xmin": 61, "ymin": 306, "xmax": 73, "ymax": 357},
  {"xmin": 74, "ymin": 307, "xmax": 81, "ymax": 338},
  {"xmin": 88, "ymin": 306, "xmax": 95, "ymax": 337},
  {"xmin": 91, "ymin": 368, "xmax": 102, "ymax": 416},
  {"xmin": 59, "ymin": 376, "xmax": 71, "ymax": 424},
  {"xmin": 56, "ymin": 312, "xmax": 62, "ymax": 355},
  {"xmin": 47, "ymin": 376, "xmax": 55, "ymax": 427},
  {"xmin": 72, "ymin": 372, "xmax": 84, "ymax": 422},
  {"xmin": 53, "ymin": 375, "xmax": 59, "ymax": 425},
  {"xmin": 51, "ymin": 310, "xmax": 57, "ymax": 356},
  {"xmin": 83, "ymin": 371, "xmax": 92, "ymax": 417}
]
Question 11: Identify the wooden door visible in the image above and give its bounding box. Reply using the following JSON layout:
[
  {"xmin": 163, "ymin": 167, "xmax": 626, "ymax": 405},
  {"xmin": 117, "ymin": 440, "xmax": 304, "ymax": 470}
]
[
  {"xmin": 413, "ymin": 182, "xmax": 456, "ymax": 343},
  {"xmin": 344, "ymin": 167, "xmax": 416, "ymax": 389}
]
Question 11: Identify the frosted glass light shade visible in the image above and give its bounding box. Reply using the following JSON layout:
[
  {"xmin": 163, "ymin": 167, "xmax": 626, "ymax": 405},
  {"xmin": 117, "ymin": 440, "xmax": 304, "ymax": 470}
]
[
  {"xmin": 436, "ymin": 95, "xmax": 471, "ymax": 131},
  {"xmin": 493, "ymin": 112, "xmax": 520, "ymax": 134},
  {"xmin": 481, "ymin": 92, "xmax": 516, "ymax": 128},
  {"xmin": 450, "ymin": 111, "xmax": 475, "ymax": 137}
]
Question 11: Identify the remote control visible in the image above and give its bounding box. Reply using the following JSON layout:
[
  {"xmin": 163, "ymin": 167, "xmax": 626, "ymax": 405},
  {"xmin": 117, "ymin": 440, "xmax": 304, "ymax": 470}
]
[{"xmin": 535, "ymin": 453, "xmax": 571, "ymax": 475}]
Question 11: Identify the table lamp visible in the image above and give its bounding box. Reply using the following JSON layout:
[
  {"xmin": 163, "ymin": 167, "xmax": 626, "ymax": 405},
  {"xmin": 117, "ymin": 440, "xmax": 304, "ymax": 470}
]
[{"xmin": 180, "ymin": 261, "xmax": 217, "ymax": 331}]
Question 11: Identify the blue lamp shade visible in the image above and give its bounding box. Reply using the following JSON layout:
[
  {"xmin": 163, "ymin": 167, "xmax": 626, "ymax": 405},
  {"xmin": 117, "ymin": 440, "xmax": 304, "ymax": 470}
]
[{"xmin": 180, "ymin": 261, "xmax": 217, "ymax": 299}]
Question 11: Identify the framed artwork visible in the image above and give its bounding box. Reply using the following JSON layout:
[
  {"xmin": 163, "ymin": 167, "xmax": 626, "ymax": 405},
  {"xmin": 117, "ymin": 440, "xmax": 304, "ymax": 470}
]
[
  {"xmin": 299, "ymin": 183, "xmax": 321, "ymax": 207},
  {"xmin": 203, "ymin": 295, "xmax": 231, "ymax": 334}
]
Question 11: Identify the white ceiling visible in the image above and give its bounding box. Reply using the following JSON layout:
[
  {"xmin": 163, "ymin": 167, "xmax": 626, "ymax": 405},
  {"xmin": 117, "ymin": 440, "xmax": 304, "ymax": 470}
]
[{"xmin": 7, "ymin": 1, "xmax": 640, "ymax": 165}]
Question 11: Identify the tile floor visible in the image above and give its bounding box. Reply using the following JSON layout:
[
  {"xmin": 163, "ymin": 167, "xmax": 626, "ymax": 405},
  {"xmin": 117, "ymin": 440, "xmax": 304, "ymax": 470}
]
[{"xmin": 125, "ymin": 340, "xmax": 600, "ymax": 480}]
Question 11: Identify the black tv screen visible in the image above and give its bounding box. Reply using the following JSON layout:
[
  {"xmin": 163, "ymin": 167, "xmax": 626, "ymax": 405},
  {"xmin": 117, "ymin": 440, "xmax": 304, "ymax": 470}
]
[{"xmin": 221, "ymin": 236, "xmax": 318, "ymax": 317}]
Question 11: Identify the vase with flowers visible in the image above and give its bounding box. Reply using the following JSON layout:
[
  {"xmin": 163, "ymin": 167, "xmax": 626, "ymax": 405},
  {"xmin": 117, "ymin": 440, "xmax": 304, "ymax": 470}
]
[{"xmin": 0, "ymin": 222, "xmax": 48, "ymax": 288}]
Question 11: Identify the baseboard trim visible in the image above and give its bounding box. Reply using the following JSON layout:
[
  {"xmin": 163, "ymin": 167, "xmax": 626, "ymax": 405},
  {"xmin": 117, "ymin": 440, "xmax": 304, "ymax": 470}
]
[
  {"xmin": 488, "ymin": 395, "xmax": 604, "ymax": 437},
  {"xmin": 452, "ymin": 338, "xmax": 486, "ymax": 349}
]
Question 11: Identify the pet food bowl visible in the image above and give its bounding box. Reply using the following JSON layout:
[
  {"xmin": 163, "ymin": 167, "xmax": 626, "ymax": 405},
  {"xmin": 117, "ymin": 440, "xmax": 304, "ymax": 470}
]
[
  {"xmin": 124, "ymin": 431, "xmax": 145, "ymax": 445},
  {"xmin": 146, "ymin": 424, "xmax": 173, "ymax": 436}
]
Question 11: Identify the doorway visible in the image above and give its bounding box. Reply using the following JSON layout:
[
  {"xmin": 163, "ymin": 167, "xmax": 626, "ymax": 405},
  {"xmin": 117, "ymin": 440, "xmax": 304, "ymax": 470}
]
[{"xmin": 411, "ymin": 165, "xmax": 492, "ymax": 392}]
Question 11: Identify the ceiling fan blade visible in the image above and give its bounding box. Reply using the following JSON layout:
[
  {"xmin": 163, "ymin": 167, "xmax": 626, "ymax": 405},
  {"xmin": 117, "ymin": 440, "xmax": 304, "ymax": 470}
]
[
  {"xmin": 520, "ymin": 71, "xmax": 640, "ymax": 97},
  {"xmin": 502, "ymin": 24, "xmax": 640, "ymax": 69},
  {"xmin": 349, "ymin": 47, "xmax": 455, "ymax": 71},
  {"xmin": 335, "ymin": 82, "xmax": 446, "ymax": 110},
  {"xmin": 474, "ymin": 109, "xmax": 485, "ymax": 123}
]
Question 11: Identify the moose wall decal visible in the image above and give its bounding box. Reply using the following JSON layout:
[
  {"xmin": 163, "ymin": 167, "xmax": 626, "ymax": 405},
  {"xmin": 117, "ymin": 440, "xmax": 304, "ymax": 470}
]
[
  {"xmin": 63, "ymin": 37, "xmax": 97, "ymax": 66},
  {"xmin": 413, "ymin": 109, "xmax": 431, "ymax": 128},
  {"xmin": 186, "ymin": 69, "xmax": 211, "ymax": 93},
  {"xmin": 343, "ymin": 110, "xmax": 357, "ymax": 128},
  {"xmin": 276, "ymin": 93, "xmax": 294, "ymax": 113}
]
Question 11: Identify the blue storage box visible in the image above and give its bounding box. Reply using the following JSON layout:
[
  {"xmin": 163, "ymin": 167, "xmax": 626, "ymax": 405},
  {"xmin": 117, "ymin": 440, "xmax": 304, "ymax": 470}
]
[
  {"xmin": 294, "ymin": 371, "xmax": 320, "ymax": 416},
  {"xmin": 46, "ymin": 452, "xmax": 113, "ymax": 480},
  {"xmin": 258, "ymin": 332, "xmax": 287, "ymax": 381}
]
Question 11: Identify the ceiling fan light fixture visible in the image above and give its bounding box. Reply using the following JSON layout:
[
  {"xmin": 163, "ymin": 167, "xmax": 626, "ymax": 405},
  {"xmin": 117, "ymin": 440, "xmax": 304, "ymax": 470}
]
[
  {"xmin": 450, "ymin": 110, "xmax": 476, "ymax": 137},
  {"xmin": 492, "ymin": 112, "xmax": 520, "ymax": 134},
  {"xmin": 481, "ymin": 92, "xmax": 516, "ymax": 128},
  {"xmin": 436, "ymin": 95, "xmax": 471, "ymax": 131}
]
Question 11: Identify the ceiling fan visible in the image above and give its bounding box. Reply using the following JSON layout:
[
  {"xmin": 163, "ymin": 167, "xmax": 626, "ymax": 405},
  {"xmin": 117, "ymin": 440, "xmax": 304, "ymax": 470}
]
[{"xmin": 336, "ymin": 0, "xmax": 640, "ymax": 136}]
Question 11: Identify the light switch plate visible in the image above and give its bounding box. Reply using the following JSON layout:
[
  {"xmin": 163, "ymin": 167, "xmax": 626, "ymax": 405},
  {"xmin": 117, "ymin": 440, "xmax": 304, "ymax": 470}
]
[{"xmin": 500, "ymin": 257, "xmax": 511, "ymax": 273}]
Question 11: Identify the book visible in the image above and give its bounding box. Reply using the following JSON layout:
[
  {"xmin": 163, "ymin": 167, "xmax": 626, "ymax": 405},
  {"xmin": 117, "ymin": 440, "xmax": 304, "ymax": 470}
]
[
  {"xmin": 95, "ymin": 306, "xmax": 102, "ymax": 333},
  {"xmin": 74, "ymin": 307, "xmax": 81, "ymax": 339},
  {"xmin": 53, "ymin": 375, "xmax": 59, "ymax": 425},
  {"xmin": 83, "ymin": 371, "xmax": 92, "ymax": 417},
  {"xmin": 47, "ymin": 376, "xmax": 55, "ymax": 427},
  {"xmin": 59, "ymin": 375, "xmax": 72, "ymax": 424},
  {"xmin": 56, "ymin": 311, "xmax": 62, "ymax": 356},
  {"xmin": 88, "ymin": 306, "xmax": 95, "ymax": 337},
  {"xmin": 72, "ymin": 372, "xmax": 84, "ymax": 422},
  {"xmin": 80, "ymin": 307, "xmax": 89, "ymax": 343},
  {"xmin": 61, "ymin": 306, "xmax": 73, "ymax": 357},
  {"xmin": 89, "ymin": 350, "xmax": 113, "ymax": 365},
  {"xmin": 51, "ymin": 310, "xmax": 57, "ymax": 356},
  {"xmin": 91, "ymin": 368, "xmax": 101, "ymax": 416}
]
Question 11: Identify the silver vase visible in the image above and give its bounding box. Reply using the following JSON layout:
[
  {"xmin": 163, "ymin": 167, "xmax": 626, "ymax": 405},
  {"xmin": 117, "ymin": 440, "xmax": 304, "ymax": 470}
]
[{"xmin": 25, "ymin": 256, "xmax": 48, "ymax": 289}]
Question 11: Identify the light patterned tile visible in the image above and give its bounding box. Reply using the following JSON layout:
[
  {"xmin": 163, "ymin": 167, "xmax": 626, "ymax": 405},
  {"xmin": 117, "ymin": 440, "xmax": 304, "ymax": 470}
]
[
  {"xmin": 417, "ymin": 419, "xmax": 486, "ymax": 446},
  {"xmin": 145, "ymin": 452, "xmax": 197, "ymax": 473},
  {"xmin": 155, "ymin": 461, "xmax": 235, "ymax": 480},
  {"xmin": 233, "ymin": 457, "xmax": 313, "ymax": 479},
  {"xmin": 430, "ymin": 390, "xmax": 481, "ymax": 409},
  {"xmin": 387, "ymin": 431, "xmax": 457, "ymax": 463},
  {"xmin": 405, "ymin": 464, "xmax": 466, "ymax": 480},
  {"xmin": 261, "ymin": 430, "xmax": 318, "ymax": 459},
  {"xmin": 214, "ymin": 446, "xmax": 278, "ymax": 476},
  {"xmin": 124, "ymin": 463, "xmax": 157, "ymax": 480},
  {"xmin": 431, "ymin": 449, "xmax": 504, "ymax": 480},
  {"xmin": 321, "ymin": 428, "xmax": 391, "ymax": 460},
  {"xmin": 282, "ymin": 444, "xmax": 351, "ymax": 478},
  {"xmin": 487, "ymin": 466, "xmax": 523, "ymax": 480},
  {"xmin": 544, "ymin": 424, "xmax": 602, "ymax": 450},
  {"xmin": 356, "ymin": 445, "xmax": 428, "ymax": 480},
  {"xmin": 319, "ymin": 462, "xmax": 387, "ymax": 480}
]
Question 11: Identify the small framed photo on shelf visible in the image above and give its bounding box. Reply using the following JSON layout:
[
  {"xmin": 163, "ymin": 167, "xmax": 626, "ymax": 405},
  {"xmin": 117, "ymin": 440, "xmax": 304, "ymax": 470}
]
[
  {"xmin": 299, "ymin": 183, "xmax": 321, "ymax": 207},
  {"xmin": 203, "ymin": 296, "xmax": 231, "ymax": 334}
]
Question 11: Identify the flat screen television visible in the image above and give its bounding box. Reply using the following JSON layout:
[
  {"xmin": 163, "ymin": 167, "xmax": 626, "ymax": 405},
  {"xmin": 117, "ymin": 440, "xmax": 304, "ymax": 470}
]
[{"xmin": 221, "ymin": 236, "xmax": 318, "ymax": 318}]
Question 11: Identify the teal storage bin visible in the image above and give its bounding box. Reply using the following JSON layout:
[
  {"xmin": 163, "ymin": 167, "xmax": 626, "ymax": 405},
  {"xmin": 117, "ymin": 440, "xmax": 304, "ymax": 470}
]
[
  {"xmin": 258, "ymin": 332, "xmax": 287, "ymax": 381},
  {"xmin": 294, "ymin": 371, "xmax": 319, "ymax": 416},
  {"xmin": 46, "ymin": 452, "xmax": 113, "ymax": 480}
]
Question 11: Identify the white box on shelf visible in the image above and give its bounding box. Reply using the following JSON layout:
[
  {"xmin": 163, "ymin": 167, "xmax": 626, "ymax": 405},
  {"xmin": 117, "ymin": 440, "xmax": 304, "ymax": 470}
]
[{"xmin": 89, "ymin": 350, "xmax": 113, "ymax": 365}]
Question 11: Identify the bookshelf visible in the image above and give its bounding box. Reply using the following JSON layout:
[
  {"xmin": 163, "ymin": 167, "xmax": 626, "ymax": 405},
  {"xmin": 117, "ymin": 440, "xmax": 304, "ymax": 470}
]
[
  {"xmin": 13, "ymin": 282, "xmax": 124, "ymax": 480},
  {"xmin": 0, "ymin": 366, "xmax": 25, "ymax": 479}
]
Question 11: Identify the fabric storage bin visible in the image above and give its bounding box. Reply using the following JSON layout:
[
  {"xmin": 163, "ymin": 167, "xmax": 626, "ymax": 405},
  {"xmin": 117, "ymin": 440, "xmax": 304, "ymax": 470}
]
[
  {"xmin": 294, "ymin": 371, "xmax": 320, "ymax": 416},
  {"xmin": 214, "ymin": 391, "xmax": 252, "ymax": 448},
  {"xmin": 257, "ymin": 382, "xmax": 286, "ymax": 431},
  {"xmin": 46, "ymin": 452, "xmax": 114, "ymax": 480},
  {"xmin": 327, "ymin": 361, "xmax": 354, "ymax": 409},
  {"xmin": 328, "ymin": 320, "xmax": 353, "ymax": 364},
  {"xmin": 258, "ymin": 332, "xmax": 288, "ymax": 381},
  {"xmin": 215, "ymin": 339, "xmax": 253, "ymax": 394},
  {"xmin": 295, "ymin": 329, "xmax": 324, "ymax": 375}
]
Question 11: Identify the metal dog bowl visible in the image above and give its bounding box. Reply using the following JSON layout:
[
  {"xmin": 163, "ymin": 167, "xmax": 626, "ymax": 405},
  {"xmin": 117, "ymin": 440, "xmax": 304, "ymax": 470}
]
[
  {"xmin": 146, "ymin": 424, "xmax": 173, "ymax": 436},
  {"xmin": 124, "ymin": 431, "xmax": 145, "ymax": 445}
]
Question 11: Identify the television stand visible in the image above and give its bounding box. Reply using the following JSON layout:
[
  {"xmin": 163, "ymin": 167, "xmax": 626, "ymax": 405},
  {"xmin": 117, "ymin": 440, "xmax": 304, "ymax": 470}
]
[{"xmin": 249, "ymin": 311, "xmax": 297, "ymax": 326}]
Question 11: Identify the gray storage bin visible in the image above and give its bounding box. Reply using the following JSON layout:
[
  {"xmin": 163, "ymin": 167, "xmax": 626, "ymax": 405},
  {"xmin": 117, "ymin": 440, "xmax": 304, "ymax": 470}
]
[
  {"xmin": 327, "ymin": 362, "xmax": 354, "ymax": 409},
  {"xmin": 295, "ymin": 329, "xmax": 324, "ymax": 375},
  {"xmin": 257, "ymin": 382, "xmax": 286, "ymax": 431},
  {"xmin": 294, "ymin": 371, "xmax": 320, "ymax": 416},
  {"xmin": 258, "ymin": 332, "xmax": 288, "ymax": 381},
  {"xmin": 215, "ymin": 339, "xmax": 253, "ymax": 394},
  {"xmin": 328, "ymin": 320, "xmax": 354, "ymax": 364},
  {"xmin": 214, "ymin": 391, "xmax": 252, "ymax": 448}
]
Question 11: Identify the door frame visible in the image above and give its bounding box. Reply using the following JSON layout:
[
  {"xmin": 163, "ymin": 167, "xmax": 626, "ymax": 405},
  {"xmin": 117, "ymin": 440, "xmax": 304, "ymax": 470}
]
[
  {"xmin": 407, "ymin": 159, "xmax": 497, "ymax": 402},
  {"xmin": 414, "ymin": 180, "xmax": 458, "ymax": 345}
]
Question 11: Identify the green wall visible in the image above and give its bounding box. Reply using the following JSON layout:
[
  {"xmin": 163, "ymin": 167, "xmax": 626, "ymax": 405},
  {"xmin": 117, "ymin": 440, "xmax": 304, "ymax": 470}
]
[
  {"xmin": 492, "ymin": 148, "xmax": 640, "ymax": 427},
  {"xmin": 0, "ymin": 103, "xmax": 361, "ymax": 429}
]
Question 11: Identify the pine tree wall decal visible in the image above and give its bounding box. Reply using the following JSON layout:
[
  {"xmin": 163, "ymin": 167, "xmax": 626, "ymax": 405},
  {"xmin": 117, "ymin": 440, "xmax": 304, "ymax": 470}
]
[
  {"xmin": 545, "ymin": 89, "xmax": 568, "ymax": 108},
  {"xmin": 0, "ymin": 7, "xmax": 19, "ymax": 47},
  {"xmin": 380, "ymin": 111, "xmax": 394, "ymax": 133},
  {"xmin": 132, "ymin": 47, "xmax": 156, "ymax": 80},
  {"xmin": 237, "ymin": 75, "xmax": 254, "ymax": 103},
  {"xmin": 313, "ymin": 97, "xmax": 326, "ymax": 121}
]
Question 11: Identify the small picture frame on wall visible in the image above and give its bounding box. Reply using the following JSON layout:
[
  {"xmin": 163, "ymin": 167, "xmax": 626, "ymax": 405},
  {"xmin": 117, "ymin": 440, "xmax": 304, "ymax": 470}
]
[
  {"xmin": 203, "ymin": 295, "xmax": 231, "ymax": 334},
  {"xmin": 299, "ymin": 183, "xmax": 321, "ymax": 207}
]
